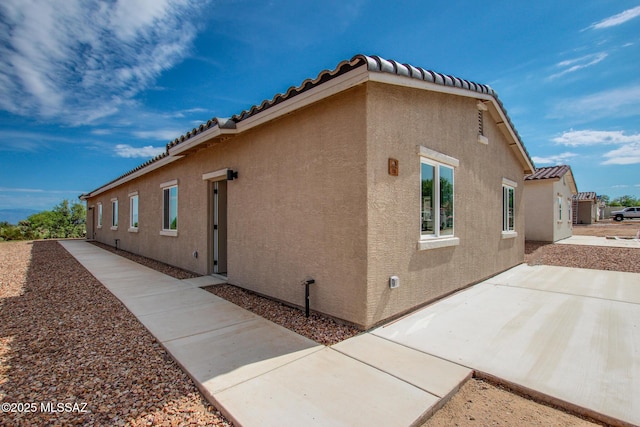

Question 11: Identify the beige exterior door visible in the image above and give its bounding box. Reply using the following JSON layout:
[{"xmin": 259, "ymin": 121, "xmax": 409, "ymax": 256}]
[{"xmin": 212, "ymin": 180, "xmax": 228, "ymax": 274}]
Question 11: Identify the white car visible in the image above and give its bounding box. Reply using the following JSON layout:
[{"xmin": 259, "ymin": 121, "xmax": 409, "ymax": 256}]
[{"xmin": 611, "ymin": 207, "xmax": 640, "ymax": 221}]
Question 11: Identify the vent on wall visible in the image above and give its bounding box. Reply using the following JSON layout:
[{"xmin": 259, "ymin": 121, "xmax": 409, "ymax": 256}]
[{"xmin": 477, "ymin": 101, "xmax": 489, "ymax": 145}]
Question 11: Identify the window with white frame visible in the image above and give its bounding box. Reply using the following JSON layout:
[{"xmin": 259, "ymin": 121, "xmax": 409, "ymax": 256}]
[
  {"xmin": 161, "ymin": 180, "xmax": 178, "ymax": 234},
  {"xmin": 418, "ymin": 146, "xmax": 458, "ymax": 250},
  {"xmin": 111, "ymin": 198, "xmax": 118, "ymax": 229},
  {"xmin": 567, "ymin": 198, "xmax": 572, "ymax": 224},
  {"xmin": 502, "ymin": 184, "xmax": 515, "ymax": 232},
  {"xmin": 129, "ymin": 193, "xmax": 139, "ymax": 231},
  {"xmin": 97, "ymin": 203, "xmax": 103, "ymax": 228},
  {"xmin": 558, "ymin": 196, "xmax": 563, "ymax": 221}
]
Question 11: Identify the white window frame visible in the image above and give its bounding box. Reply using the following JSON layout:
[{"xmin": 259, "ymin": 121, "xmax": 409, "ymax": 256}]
[
  {"xmin": 97, "ymin": 203, "xmax": 103, "ymax": 229},
  {"xmin": 111, "ymin": 198, "xmax": 118, "ymax": 230},
  {"xmin": 557, "ymin": 195, "xmax": 563, "ymax": 222},
  {"xmin": 129, "ymin": 192, "xmax": 139, "ymax": 233},
  {"xmin": 418, "ymin": 146, "xmax": 459, "ymax": 250},
  {"xmin": 160, "ymin": 180, "xmax": 178, "ymax": 237},
  {"xmin": 502, "ymin": 178, "xmax": 517, "ymax": 239}
]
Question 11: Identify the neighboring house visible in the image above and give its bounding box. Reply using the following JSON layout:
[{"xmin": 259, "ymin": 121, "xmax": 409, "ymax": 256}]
[
  {"xmin": 572, "ymin": 192, "xmax": 598, "ymax": 224},
  {"xmin": 524, "ymin": 165, "xmax": 577, "ymax": 242},
  {"xmin": 81, "ymin": 54, "xmax": 534, "ymax": 329}
]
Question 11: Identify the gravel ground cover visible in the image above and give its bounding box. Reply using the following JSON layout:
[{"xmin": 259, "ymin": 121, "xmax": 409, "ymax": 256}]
[
  {"xmin": 0, "ymin": 240, "xmax": 230, "ymax": 426},
  {"xmin": 9, "ymin": 229, "xmax": 631, "ymax": 426}
]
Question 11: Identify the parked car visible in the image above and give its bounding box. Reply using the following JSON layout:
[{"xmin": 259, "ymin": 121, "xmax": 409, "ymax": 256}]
[{"xmin": 611, "ymin": 207, "xmax": 640, "ymax": 221}]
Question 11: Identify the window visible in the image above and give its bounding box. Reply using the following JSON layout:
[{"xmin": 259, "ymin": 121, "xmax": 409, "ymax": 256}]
[
  {"xmin": 567, "ymin": 198, "xmax": 572, "ymax": 224},
  {"xmin": 97, "ymin": 203, "xmax": 103, "ymax": 228},
  {"xmin": 161, "ymin": 180, "xmax": 178, "ymax": 236},
  {"xmin": 503, "ymin": 185, "xmax": 515, "ymax": 232},
  {"xmin": 111, "ymin": 198, "xmax": 118, "ymax": 229},
  {"xmin": 129, "ymin": 193, "xmax": 139, "ymax": 231},
  {"xmin": 558, "ymin": 196, "xmax": 563, "ymax": 221},
  {"xmin": 418, "ymin": 146, "xmax": 458, "ymax": 250}
]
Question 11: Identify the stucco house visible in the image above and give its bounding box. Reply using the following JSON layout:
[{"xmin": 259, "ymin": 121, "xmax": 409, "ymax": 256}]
[
  {"xmin": 524, "ymin": 165, "xmax": 578, "ymax": 242},
  {"xmin": 572, "ymin": 192, "xmax": 598, "ymax": 224},
  {"xmin": 81, "ymin": 54, "xmax": 534, "ymax": 329}
]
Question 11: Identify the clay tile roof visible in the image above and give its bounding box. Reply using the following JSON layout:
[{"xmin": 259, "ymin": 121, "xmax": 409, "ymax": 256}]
[
  {"xmin": 84, "ymin": 54, "xmax": 534, "ymax": 198},
  {"xmin": 573, "ymin": 192, "xmax": 597, "ymax": 201},
  {"xmin": 524, "ymin": 165, "xmax": 571, "ymax": 181}
]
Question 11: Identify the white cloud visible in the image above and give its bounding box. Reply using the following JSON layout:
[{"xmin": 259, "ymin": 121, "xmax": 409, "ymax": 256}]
[
  {"xmin": 602, "ymin": 142, "xmax": 640, "ymax": 165},
  {"xmin": 590, "ymin": 6, "xmax": 640, "ymax": 29},
  {"xmin": 531, "ymin": 152, "xmax": 577, "ymax": 165},
  {"xmin": 553, "ymin": 130, "xmax": 640, "ymax": 146},
  {"xmin": 133, "ymin": 130, "xmax": 182, "ymax": 141},
  {"xmin": 114, "ymin": 144, "xmax": 165, "ymax": 158},
  {"xmin": 549, "ymin": 85, "xmax": 640, "ymax": 120},
  {"xmin": 553, "ymin": 130, "xmax": 640, "ymax": 165},
  {"xmin": 0, "ymin": 0, "xmax": 207, "ymax": 125},
  {"xmin": 548, "ymin": 53, "xmax": 608, "ymax": 80}
]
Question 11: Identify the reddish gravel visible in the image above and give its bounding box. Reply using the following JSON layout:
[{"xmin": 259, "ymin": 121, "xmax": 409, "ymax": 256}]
[
  {"xmin": 525, "ymin": 241, "xmax": 640, "ymax": 273},
  {"xmin": 0, "ymin": 240, "xmax": 230, "ymax": 426}
]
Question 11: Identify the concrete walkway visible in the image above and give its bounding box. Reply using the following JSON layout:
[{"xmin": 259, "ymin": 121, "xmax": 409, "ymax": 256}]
[
  {"xmin": 60, "ymin": 240, "xmax": 470, "ymax": 427},
  {"xmin": 375, "ymin": 264, "xmax": 640, "ymax": 426}
]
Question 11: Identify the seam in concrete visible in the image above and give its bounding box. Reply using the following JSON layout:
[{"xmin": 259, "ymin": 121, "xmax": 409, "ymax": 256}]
[{"xmin": 494, "ymin": 283, "xmax": 640, "ymax": 306}]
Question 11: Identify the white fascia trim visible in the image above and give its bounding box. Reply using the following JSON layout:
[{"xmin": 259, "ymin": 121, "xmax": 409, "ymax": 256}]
[
  {"xmin": 160, "ymin": 179, "xmax": 178, "ymax": 188},
  {"xmin": 418, "ymin": 146, "xmax": 460, "ymax": 168},
  {"xmin": 85, "ymin": 155, "xmax": 183, "ymax": 199},
  {"xmin": 168, "ymin": 126, "xmax": 236, "ymax": 157},
  {"xmin": 417, "ymin": 237, "xmax": 460, "ymax": 251},
  {"xmin": 202, "ymin": 168, "xmax": 229, "ymax": 181},
  {"xmin": 236, "ymin": 67, "xmax": 370, "ymax": 133},
  {"xmin": 502, "ymin": 177, "xmax": 518, "ymax": 188},
  {"xmin": 375, "ymin": 72, "xmax": 534, "ymax": 173}
]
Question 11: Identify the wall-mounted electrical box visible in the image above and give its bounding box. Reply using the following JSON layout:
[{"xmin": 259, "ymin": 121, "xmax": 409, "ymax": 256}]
[{"xmin": 389, "ymin": 275, "xmax": 400, "ymax": 289}]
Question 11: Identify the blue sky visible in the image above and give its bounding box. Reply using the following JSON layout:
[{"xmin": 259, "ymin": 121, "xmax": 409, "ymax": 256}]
[{"xmin": 1, "ymin": 0, "xmax": 639, "ymax": 211}]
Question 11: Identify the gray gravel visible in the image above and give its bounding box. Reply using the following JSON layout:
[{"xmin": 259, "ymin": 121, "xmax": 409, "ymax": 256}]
[{"xmin": 0, "ymin": 240, "xmax": 231, "ymax": 426}]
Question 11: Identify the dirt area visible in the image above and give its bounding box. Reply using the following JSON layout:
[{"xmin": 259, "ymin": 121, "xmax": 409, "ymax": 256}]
[
  {"xmin": 0, "ymin": 240, "xmax": 231, "ymax": 426},
  {"xmin": 422, "ymin": 378, "xmax": 600, "ymax": 427},
  {"xmin": 572, "ymin": 219, "xmax": 640, "ymax": 237}
]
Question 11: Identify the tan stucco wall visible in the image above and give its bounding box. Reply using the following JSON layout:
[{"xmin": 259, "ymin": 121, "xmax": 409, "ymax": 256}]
[
  {"xmin": 524, "ymin": 178, "xmax": 573, "ymax": 242},
  {"xmin": 88, "ymin": 86, "xmax": 370, "ymax": 326},
  {"xmin": 362, "ymin": 83, "xmax": 526, "ymax": 327},
  {"xmin": 86, "ymin": 80, "xmax": 531, "ymax": 329}
]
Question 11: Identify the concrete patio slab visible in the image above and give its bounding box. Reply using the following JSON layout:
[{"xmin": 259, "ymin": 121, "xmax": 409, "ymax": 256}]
[
  {"xmin": 333, "ymin": 333, "xmax": 472, "ymax": 398},
  {"xmin": 163, "ymin": 318, "xmax": 323, "ymax": 395},
  {"xmin": 557, "ymin": 235, "xmax": 640, "ymax": 248},
  {"xmin": 140, "ymin": 298, "xmax": 258, "ymax": 342},
  {"xmin": 215, "ymin": 347, "xmax": 440, "ymax": 427},
  {"xmin": 374, "ymin": 265, "xmax": 640, "ymax": 426},
  {"xmin": 487, "ymin": 263, "xmax": 640, "ymax": 304}
]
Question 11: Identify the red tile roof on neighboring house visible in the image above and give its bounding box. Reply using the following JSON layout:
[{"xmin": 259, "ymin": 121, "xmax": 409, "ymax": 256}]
[
  {"xmin": 573, "ymin": 192, "xmax": 597, "ymax": 201},
  {"xmin": 524, "ymin": 165, "xmax": 571, "ymax": 181}
]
